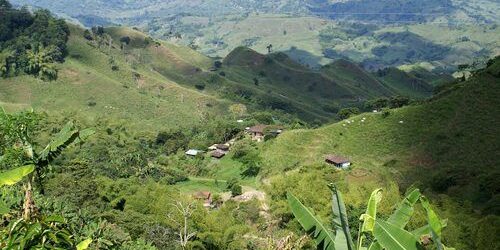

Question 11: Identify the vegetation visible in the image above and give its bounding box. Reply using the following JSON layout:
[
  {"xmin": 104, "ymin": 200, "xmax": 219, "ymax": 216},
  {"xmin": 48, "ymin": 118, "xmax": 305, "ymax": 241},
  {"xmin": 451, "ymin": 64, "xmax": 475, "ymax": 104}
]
[
  {"xmin": 0, "ymin": 1, "xmax": 499, "ymax": 248},
  {"xmin": 288, "ymin": 186, "xmax": 454, "ymax": 249},
  {"xmin": 0, "ymin": 2, "xmax": 69, "ymax": 80}
]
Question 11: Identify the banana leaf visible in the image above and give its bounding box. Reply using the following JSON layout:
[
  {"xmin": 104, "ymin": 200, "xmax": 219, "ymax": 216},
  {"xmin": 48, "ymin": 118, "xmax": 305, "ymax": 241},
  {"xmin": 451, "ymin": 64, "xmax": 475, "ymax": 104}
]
[
  {"xmin": 0, "ymin": 165, "xmax": 35, "ymax": 187},
  {"xmin": 287, "ymin": 192, "xmax": 336, "ymax": 250}
]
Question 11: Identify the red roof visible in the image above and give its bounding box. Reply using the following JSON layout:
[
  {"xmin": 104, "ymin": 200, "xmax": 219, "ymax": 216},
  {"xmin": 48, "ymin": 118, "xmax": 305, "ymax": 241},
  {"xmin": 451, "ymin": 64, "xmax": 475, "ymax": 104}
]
[{"xmin": 325, "ymin": 155, "xmax": 350, "ymax": 164}]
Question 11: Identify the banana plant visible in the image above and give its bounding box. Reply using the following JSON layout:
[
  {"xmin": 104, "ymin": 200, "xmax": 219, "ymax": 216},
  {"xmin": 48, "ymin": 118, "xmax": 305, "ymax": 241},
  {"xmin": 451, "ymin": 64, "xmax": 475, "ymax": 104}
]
[
  {"xmin": 288, "ymin": 185, "xmax": 454, "ymax": 250},
  {"xmin": 19, "ymin": 121, "xmax": 94, "ymax": 220},
  {"xmin": 0, "ymin": 165, "xmax": 35, "ymax": 215}
]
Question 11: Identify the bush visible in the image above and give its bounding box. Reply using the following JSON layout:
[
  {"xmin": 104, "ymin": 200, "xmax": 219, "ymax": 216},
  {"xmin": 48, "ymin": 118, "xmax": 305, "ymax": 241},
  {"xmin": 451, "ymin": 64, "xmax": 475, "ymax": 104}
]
[
  {"xmin": 381, "ymin": 108, "xmax": 390, "ymax": 118},
  {"xmin": 83, "ymin": 29, "xmax": 93, "ymax": 40},
  {"xmin": 230, "ymin": 184, "xmax": 243, "ymax": 197},
  {"xmin": 253, "ymin": 77, "xmax": 259, "ymax": 86},
  {"xmin": 195, "ymin": 84, "xmax": 205, "ymax": 90},
  {"xmin": 120, "ymin": 36, "xmax": 131, "ymax": 45},
  {"xmin": 214, "ymin": 60, "xmax": 222, "ymax": 68}
]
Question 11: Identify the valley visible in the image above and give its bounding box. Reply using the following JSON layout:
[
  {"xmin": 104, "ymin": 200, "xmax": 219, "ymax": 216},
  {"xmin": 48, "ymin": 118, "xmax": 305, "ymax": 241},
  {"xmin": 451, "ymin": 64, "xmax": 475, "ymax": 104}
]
[{"xmin": 1, "ymin": 1, "xmax": 499, "ymax": 249}]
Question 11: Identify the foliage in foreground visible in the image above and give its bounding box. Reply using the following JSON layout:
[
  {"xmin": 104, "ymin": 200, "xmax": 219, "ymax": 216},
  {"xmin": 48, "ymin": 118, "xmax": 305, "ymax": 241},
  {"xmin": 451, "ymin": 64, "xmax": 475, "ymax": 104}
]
[{"xmin": 288, "ymin": 185, "xmax": 454, "ymax": 250}]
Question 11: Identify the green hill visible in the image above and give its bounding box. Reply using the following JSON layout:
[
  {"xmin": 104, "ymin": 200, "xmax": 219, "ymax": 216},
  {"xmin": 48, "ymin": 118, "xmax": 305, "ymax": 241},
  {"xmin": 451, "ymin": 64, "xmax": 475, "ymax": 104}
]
[
  {"xmin": 259, "ymin": 56, "xmax": 500, "ymax": 249},
  {"xmin": 374, "ymin": 67, "xmax": 435, "ymax": 98},
  {"xmin": 0, "ymin": 25, "xmax": 229, "ymax": 131},
  {"xmin": 320, "ymin": 59, "xmax": 393, "ymax": 97}
]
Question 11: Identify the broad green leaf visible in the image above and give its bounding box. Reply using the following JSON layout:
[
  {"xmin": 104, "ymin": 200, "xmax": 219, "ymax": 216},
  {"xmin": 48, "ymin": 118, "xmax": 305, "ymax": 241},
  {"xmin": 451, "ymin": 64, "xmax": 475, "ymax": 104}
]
[
  {"xmin": 287, "ymin": 192, "xmax": 336, "ymax": 250},
  {"xmin": 420, "ymin": 196, "xmax": 444, "ymax": 250},
  {"xmin": 38, "ymin": 121, "xmax": 77, "ymax": 161},
  {"xmin": 0, "ymin": 200, "xmax": 10, "ymax": 215},
  {"xmin": 75, "ymin": 128, "xmax": 95, "ymax": 144},
  {"xmin": 45, "ymin": 215, "xmax": 66, "ymax": 223},
  {"xmin": 76, "ymin": 238, "xmax": 93, "ymax": 250},
  {"xmin": 411, "ymin": 219, "xmax": 448, "ymax": 237},
  {"xmin": 0, "ymin": 165, "xmax": 35, "ymax": 187},
  {"xmin": 330, "ymin": 186, "xmax": 355, "ymax": 250},
  {"xmin": 388, "ymin": 189, "xmax": 421, "ymax": 228},
  {"xmin": 373, "ymin": 219, "xmax": 420, "ymax": 250},
  {"xmin": 361, "ymin": 188, "xmax": 382, "ymax": 232},
  {"xmin": 38, "ymin": 121, "xmax": 93, "ymax": 164}
]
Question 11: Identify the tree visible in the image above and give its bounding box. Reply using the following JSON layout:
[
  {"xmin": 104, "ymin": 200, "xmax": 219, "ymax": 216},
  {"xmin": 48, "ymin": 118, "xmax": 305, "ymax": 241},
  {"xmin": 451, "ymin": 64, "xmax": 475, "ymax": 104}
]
[
  {"xmin": 167, "ymin": 201, "xmax": 197, "ymax": 249},
  {"xmin": 389, "ymin": 96, "xmax": 410, "ymax": 108},
  {"xmin": 365, "ymin": 97, "xmax": 389, "ymax": 111},
  {"xmin": 267, "ymin": 44, "xmax": 273, "ymax": 54},
  {"xmin": 337, "ymin": 107, "xmax": 360, "ymax": 120},
  {"xmin": 26, "ymin": 46, "xmax": 59, "ymax": 80},
  {"xmin": 0, "ymin": 111, "xmax": 94, "ymax": 220},
  {"xmin": 288, "ymin": 185, "xmax": 455, "ymax": 250},
  {"xmin": 0, "ymin": 111, "xmax": 92, "ymax": 249}
]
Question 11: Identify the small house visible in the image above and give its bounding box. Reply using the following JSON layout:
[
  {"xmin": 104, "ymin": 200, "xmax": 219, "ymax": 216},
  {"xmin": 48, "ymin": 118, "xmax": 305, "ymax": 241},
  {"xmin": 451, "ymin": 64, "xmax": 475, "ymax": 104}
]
[
  {"xmin": 325, "ymin": 155, "xmax": 351, "ymax": 169},
  {"xmin": 246, "ymin": 125, "xmax": 284, "ymax": 142},
  {"xmin": 215, "ymin": 144, "xmax": 230, "ymax": 151},
  {"xmin": 211, "ymin": 150, "xmax": 226, "ymax": 159},
  {"xmin": 193, "ymin": 191, "xmax": 212, "ymax": 208},
  {"xmin": 247, "ymin": 124, "xmax": 268, "ymax": 142},
  {"xmin": 185, "ymin": 149, "xmax": 202, "ymax": 156}
]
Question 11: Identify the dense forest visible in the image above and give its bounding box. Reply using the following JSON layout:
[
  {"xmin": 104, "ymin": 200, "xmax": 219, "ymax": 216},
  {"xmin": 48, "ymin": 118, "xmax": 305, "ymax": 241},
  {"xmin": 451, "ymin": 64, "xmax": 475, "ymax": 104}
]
[{"xmin": 0, "ymin": 0, "xmax": 69, "ymax": 80}]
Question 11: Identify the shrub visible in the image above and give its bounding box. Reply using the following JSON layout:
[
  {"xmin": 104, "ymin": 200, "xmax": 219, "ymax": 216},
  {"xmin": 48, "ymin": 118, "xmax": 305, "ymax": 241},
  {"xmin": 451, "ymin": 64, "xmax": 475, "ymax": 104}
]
[
  {"xmin": 120, "ymin": 36, "xmax": 131, "ymax": 45},
  {"xmin": 253, "ymin": 77, "xmax": 259, "ymax": 86},
  {"xmin": 337, "ymin": 107, "xmax": 360, "ymax": 120},
  {"xmin": 230, "ymin": 184, "xmax": 243, "ymax": 197},
  {"xmin": 195, "ymin": 84, "xmax": 205, "ymax": 90},
  {"xmin": 381, "ymin": 108, "xmax": 390, "ymax": 118},
  {"xmin": 83, "ymin": 29, "xmax": 93, "ymax": 40},
  {"xmin": 214, "ymin": 60, "xmax": 222, "ymax": 68}
]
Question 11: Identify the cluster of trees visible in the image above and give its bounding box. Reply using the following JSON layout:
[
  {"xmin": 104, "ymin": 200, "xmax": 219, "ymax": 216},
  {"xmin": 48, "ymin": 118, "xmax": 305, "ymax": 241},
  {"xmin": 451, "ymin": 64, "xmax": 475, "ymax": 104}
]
[
  {"xmin": 0, "ymin": 0, "xmax": 69, "ymax": 80},
  {"xmin": 364, "ymin": 96, "xmax": 411, "ymax": 110}
]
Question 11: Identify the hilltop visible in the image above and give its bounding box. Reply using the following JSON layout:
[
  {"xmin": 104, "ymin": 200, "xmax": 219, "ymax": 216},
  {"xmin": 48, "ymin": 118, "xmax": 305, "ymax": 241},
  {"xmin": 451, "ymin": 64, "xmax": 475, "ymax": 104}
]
[
  {"xmin": 258, "ymin": 56, "xmax": 500, "ymax": 248},
  {"xmin": 1, "ymin": 23, "xmax": 450, "ymax": 125}
]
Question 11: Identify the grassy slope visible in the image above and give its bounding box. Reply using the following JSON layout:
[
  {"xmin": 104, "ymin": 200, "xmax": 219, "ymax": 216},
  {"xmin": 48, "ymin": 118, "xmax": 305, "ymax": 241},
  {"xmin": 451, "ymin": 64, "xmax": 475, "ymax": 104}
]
[
  {"xmin": 0, "ymin": 25, "xmax": 230, "ymax": 131},
  {"xmin": 222, "ymin": 47, "xmax": 426, "ymax": 119},
  {"xmin": 374, "ymin": 67, "xmax": 434, "ymax": 98},
  {"xmin": 259, "ymin": 58, "xmax": 500, "ymax": 247},
  {"xmin": 320, "ymin": 59, "xmax": 394, "ymax": 97}
]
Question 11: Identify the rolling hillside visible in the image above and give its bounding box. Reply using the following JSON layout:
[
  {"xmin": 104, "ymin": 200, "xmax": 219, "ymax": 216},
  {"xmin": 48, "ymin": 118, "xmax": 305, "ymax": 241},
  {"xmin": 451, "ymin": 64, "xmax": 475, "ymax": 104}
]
[
  {"xmin": 0, "ymin": 25, "xmax": 230, "ymax": 131},
  {"xmin": 259, "ymin": 56, "xmax": 500, "ymax": 248},
  {"xmin": 1, "ymin": 24, "xmax": 440, "ymax": 128}
]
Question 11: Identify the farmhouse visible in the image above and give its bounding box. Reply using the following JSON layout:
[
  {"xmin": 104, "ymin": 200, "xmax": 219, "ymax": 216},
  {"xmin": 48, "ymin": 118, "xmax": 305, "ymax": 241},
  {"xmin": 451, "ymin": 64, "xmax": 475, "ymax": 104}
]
[
  {"xmin": 247, "ymin": 124, "xmax": 267, "ymax": 142},
  {"xmin": 193, "ymin": 191, "xmax": 212, "ymax": 208},
  {"xmin": 211, "ymin": 150, "xmax": 226, "ymax": 159},
  {"xmin": 325, "ymin": 155, "xmax": 351, "ymax": 169},
  {"xmin": 247, "ymin": 124, "xmax": 283, "ymax": 142},
  {"xmin": 215, "ymin": 144, "xmax": 230, "ymax": 151}
]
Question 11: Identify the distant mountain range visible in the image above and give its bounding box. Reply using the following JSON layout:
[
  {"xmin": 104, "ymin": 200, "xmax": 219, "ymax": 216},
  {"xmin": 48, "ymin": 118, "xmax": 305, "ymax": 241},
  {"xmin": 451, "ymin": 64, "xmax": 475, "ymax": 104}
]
[
  {"xmin": 11, "ymin": 0, "xmax": 500, "ymax": 71},
  {"xmin": 12, "ymin": 0, "xmax": 500, "ymax": 25}
]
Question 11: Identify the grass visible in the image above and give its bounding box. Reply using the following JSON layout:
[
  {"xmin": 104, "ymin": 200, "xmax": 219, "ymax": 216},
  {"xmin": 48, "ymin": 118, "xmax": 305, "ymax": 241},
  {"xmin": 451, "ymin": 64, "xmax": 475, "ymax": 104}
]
[
  {"xmin": 174, "ymin": 178, "xmax": 227, "ymax": 194},
  {"xmin": 0, "ymin": 25, "xmax": 230, "ymax": 132},
  {"xmin": 257, "ymin": 60, "xmax": 500, "ymax": 248}
]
